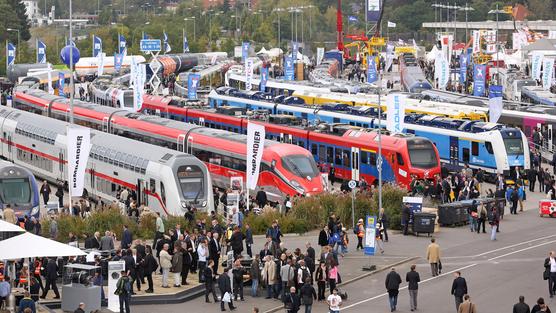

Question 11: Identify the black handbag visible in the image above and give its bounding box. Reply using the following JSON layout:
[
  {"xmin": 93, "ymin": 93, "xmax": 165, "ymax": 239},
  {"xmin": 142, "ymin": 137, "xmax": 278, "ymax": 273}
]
[{"xmin": 544, "ymin": 269, "xmax": 550, "ymax": 280}]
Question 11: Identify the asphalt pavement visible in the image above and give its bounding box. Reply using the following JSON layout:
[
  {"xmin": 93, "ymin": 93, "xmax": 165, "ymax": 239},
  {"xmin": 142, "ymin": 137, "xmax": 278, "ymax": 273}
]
[{"xmin": 129, "ymin": 183, "xmax": 556, "ymax": 313}]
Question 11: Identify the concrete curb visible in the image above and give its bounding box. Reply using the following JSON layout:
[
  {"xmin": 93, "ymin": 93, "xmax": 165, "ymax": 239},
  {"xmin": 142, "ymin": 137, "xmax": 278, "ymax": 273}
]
[{"xmin": 263, "ymin": 256, "xmax": 420, "ymax": 313}]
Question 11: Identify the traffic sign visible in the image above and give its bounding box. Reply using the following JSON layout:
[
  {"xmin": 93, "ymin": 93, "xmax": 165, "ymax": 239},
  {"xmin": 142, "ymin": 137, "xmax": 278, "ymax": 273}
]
[
  {"xmin": 140, "ymin": 39, "xmax": 161, "ymax": 52},
  {"xmin": 348, "ymin": 180, "xmax": 357, "ymax": 189}
]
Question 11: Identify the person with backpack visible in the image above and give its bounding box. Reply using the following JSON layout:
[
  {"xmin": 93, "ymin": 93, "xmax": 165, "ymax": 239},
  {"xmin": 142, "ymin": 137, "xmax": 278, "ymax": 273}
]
[
  {"xmin": 115, "ymin": 271, "xmax": 132, "ymax": 313},
  {"xmin": 299, "ymin": 278, "xmax": 316, "ymax": 313},
  {"xmin": 476, "ymin": 204, "xmax": 487, "ymax": 234}
]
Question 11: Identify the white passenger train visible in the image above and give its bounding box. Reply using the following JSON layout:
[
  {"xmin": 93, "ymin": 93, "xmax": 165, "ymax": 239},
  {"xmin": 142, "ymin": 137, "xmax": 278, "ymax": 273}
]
[{"xmin": 0, "ymin": 107, "xmax": 213, "ymax": 215}]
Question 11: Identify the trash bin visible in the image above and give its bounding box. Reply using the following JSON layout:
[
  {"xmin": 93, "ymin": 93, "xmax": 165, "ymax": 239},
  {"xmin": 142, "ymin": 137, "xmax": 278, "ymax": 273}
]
[
  {"xmin": 438, "ymin": 202, "xmax": 466, "ymax": 226},
  {"xmin": 412, "ymin": 212, "xmax": 436, "ymax": 236}
]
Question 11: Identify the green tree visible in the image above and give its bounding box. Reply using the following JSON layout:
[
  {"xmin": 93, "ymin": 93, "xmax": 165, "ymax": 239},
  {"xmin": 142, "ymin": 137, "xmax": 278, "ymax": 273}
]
[{"xmin": 7, "ymin": 0, "xmax": 31, "ymax": 40}]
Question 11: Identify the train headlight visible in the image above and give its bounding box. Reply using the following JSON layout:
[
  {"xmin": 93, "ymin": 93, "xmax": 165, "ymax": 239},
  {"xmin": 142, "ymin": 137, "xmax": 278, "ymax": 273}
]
[{"xmin": 181, "ymin": 201, "xmax": 187, "ymax": 208}]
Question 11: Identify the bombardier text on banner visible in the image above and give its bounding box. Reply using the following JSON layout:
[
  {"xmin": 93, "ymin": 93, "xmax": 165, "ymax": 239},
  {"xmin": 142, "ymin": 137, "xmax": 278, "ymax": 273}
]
[
  {"xmin": 386, "ymin": 94, "xmax": 406, "ymax": 133},
  {"xmin": 67, "ymin": 127, "xmax": 91, "ymax": 197},
  {"xmin": 246, "ymin": 122, "xmax": 266, "ymax": 190}
]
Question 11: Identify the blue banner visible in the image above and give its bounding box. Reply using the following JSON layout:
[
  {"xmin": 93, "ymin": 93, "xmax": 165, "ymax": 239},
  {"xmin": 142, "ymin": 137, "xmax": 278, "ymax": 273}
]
[
  {"xmin": 364, "ymin": 215, "xmax": 377, "ymax": 256},
  {"xmin": 58, "ymin": 72, "xmax": 65, "ymax": 97},
  {"xmin": 473, "ymin": 64, "xmax": 486, "ymax": 96},
  {"xmin": 183, "ymin": 33, "xmax": 189, "ymax": 53},
  {"xmin": 93, "ymin": 35, "xmax": 102, "ymax": 58},
  {"xmin": 489, "ymin": 85, "xmax": 503, "ymax": 98},
  {"xmin": 284, "ymin": 56, "xmax": 295, "ymax": 81},
  {"xmin": 114, "ymin": 53, "xmax": 123, "ymax": 73},
  {"xmin": 37, "ymin": 40, "xmax": 47, "ymax": 64},
  {"xmin": 118, "ymin": 34, "xmax": 127, "ymax": 56},
  {"xmin": 163, "ymin": 32, "xmax": 171, "ymax": 53},
  {"xmin": 292, "ymin": 41, "xmax": 298, "ymax": 61},
  {"xmin": 260, "ymin": 67, "xmax": 269, "ymax": 92},
  {"xmin": 188, "ymin": 73, "xmax": 200, "ymax": 100},
  {"xmin": 242, "ymin": 42, "xmax": 249, "ymax": 62},
  {"xmin": 6, "ymin": 42, "xmax": 15, "ymax": 67},
  {"xmin": 366, "ymin": 0, "xmax": 382, "ymax": 22},
  {"xmin": 348, "ymin": 15, "xmax": 358, "ymax": 22},
  {"xmin": 367, "ymin": 56, "xmax": 378, "ymax": 83},
  {"xmin": 459, "ymin": 53, "xmax": 467, "ymax": 84}
]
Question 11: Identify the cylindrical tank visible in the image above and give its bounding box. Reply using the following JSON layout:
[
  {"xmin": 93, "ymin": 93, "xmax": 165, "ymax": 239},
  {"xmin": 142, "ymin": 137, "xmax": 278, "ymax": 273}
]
[
  {"xmin": 154, "ymin": 54, "xmax": 199, "ymax": 76},
  {"xmin": 7, "ymin": 63, "xmax": 51, "ymax": 83}
]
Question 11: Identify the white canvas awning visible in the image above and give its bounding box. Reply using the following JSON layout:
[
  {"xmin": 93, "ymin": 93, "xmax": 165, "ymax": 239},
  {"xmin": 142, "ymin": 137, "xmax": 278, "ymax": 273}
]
[
  {"xmin": 0, "ymin": 219, "xmax": 24, "ymax": 233},
  {"xmin": 0, "ymin": 232, "xmax": 86, "ymax": 259}
]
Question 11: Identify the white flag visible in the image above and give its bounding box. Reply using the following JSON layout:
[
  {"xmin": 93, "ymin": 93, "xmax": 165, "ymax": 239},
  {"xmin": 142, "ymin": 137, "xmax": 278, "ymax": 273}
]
[
  {"xmin": 489, "ymin": 96, "xmax": 503, "ymax": 123},
  {"xmin": 387, "ymin": 21, "xmax": 396, "ymax": 28},
  {"xmin": 435, "ymin": 52, "xmax": 449, "ymax": 89},
  {"xmin": 47, "ymin": 64, "xmax": 54, "ymax": 95},
  {"xmin": 97, "ymin": 52, "xmax": 104, "ymax": 76},
  {"xmin": 316, "ymin": 47, "xmax": 324, "ymax": 66},
  {"xmin": 245, "ymin": 59, "xmax": 254, "ymax": 91},
  {"xmin": 386, "ymin": 94, "xmax": 406, "ymax": 133},
  {"xmin": 67, "ymin": 127, "xmax": 91, "ymax": 197},
  {"xmin": 472, "ymin": 30, "xmax": 480, "ymax": 54},
  {"xmin": 531, "ymin": 51, "xmax": 544, "ymax": 80},
  {"xmin": 246, "ymin": 122, "xmax": 266, "ymax": 190},
  {"xmin": 542, "ymin": 57, "xmax": 555, "ymax": 90}
]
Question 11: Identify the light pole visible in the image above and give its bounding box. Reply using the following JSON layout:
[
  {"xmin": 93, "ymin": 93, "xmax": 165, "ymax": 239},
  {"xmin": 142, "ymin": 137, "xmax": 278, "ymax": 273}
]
[
  {"xmin": 6, "ymin": 29, "xmax": 20, "ymax": 62},
  {"xmin": 273, "ymin": 8, "xmax": 285, "ymax": 49},
  {"xmin": 69, "ymin": 0, "xmax": 74, "ymax": 124},
  {"xmin": 184, "ymin": 16, "xmax": 196, "ymax": 41},
  {"xmin": 209, "ymin": 11, "xmax": 222, "ymax": 48},
  {"xmin": 489, "ymin": 5, "xmax": 505, "ymax": 85},
  {"xmin": 460, "ymin": 4, "xmax": 474, "ymax": 44}
]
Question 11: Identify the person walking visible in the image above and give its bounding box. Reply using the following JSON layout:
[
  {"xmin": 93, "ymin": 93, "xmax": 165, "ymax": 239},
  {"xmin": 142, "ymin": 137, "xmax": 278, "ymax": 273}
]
[
  {"xmin": 250, "ymin": 255, "xmax": 261, "ymax": 297},
  {"xmin": 406, "ymin": 265, "xmax": 420, "ymax": 312},
  {"xmin": 262, "ymin": 255, "xmax": 278, "ymax": 299},
  {"xmin": 532, "ymin": 297, "xmax": 551, "ymax": 313},
  {"xmin": 401, "ymin": 203, "xmax": 411, "ymax": 236},
  {"xmin": 327, "ymin": 288, "xmax": 342, "ymax": 313},
  {"xmin": 451, "ymin": 271, "xmax": 468, "ymax": 311},
  {"xmin": 379, "ymin": 207, "xmax": 389, "ymax": 242},
  {"xmin": 544, "ymin": 251, "xmax": 556, "ymax": 298},
  {"xmin": 457, "ymin": 294, "xmax": 476, "ymax": 313},
  {"xmin": 426, "ymin": 238, "xmax": 441, "ymax": 276},
  {"xmin": 355, "ymin": 219, "xmax": 364, "ymax": 250},
  {"xmin": 385, "ymin": 267, "xmax": 402, "ymax": 312},
  {"xmin": 209, "ymin": 233, "xmax": 222, "ymax": 275},
  {"xmin": 328, "ymin": 262, "xmax": 339, "ymax": 295},
  {"xmin": 143, "ymin": 245, "xmax": 157, "ymax": 293},
  {"xmin": 284, "ymin": 286, "xmax": 301, "ymax": 313},
  {"xmin": 489, "ymin": 207, "xmax": 500, "ymax": 241},
  {"xmin": 315, "ymin": 262, "xmax": 328, "ymax": 301},
  {"xmin": 476, "ymin": 203, "xmax": 487, "ymax": 234},
  {"xmin": 40, "ymin": 181, "xmax": 51, "ymax": 206},
  {"xmin": 159, "ymin": 244, "xmax": 172, "ymax": 288},
  {"xmin": 218, "ymin": 267, "xmax": 236, "ymax": 311},
  {"xmin": 115, "ymin": 271, "xmax": 132, "ymax": 313},
  {"xmin": 281, "ymin": 259, "xmax": 295, "ymax": 300},
  {"xmin": 203, "ymin": 260, "xmax": 218, "ymax": 303},
  {"xmin": 40, "ymin": 258, "xmax": 60, "ymax": 299},
  {"xmin": 55, "ymin": 183, "xmax": 64, "ymax": 209},
  {"xmin": 513, "ymin": 295, "xmax": 530, "ymax": 313},
  {"xmin": 245, "ymin": 223, "xmax": 253, "ymax": 258},
  {"xmin": 300, "ymin": 278, "xmax": 317, "ymax": 313},
  {"xmin": 170, "ymin": 246, "xmax": 183, "ymax": 287}
]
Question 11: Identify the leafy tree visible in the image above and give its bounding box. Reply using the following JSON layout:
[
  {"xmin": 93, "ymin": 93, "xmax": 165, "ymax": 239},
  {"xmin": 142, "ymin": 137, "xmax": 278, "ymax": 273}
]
[{"xmin": 7, "ymin": 0, "xmax": 31, "ymax": 40}]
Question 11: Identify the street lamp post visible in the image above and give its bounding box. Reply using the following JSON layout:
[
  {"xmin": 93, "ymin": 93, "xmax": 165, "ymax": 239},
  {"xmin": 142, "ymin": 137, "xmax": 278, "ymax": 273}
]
[
  {"xmin": 6, "ymin": 29, "xmax": 20, "ymax": 62},
  {"xmin": 489, "ymin": 5, "xmax": 505, "ymax": 85},
  {"xmin": 460, "ymin": 4, "xmax": 474, "ymax": 44},
  {"xmin": 184, "ymin": 16, "xmax": 196, "ymax": 41},
  {"xmin": 273, "ymin": 8, "xmax": 285, "ymax": 49}
]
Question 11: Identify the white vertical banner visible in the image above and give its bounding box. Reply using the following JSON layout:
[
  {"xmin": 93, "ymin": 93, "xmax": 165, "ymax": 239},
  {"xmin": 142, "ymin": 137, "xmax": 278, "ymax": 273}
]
[
  {"xmin": 97, "ymin": 52, "xmax": 105, "ymax": 76},
  {"xmin": 435, "ymin": 52, "xmax": 449, "ymax": 90},
  {"xmin": 316, "ymin": 47, "xmax": 325, "ymax": 65},
  {"xmin": 542, "ymin": 57, "xmax": 555, "ymax": 90},
  {"xmin": 67, "ymin": 127, "xmax": 91, "ymax": 197},
  {"xmin": 47, "ymin": 64, "xmax": 54, "ymax": 95},
  {"xmin": 245, "ymin": 59, "xmax": 254, "ymax": 91},
  {"xmin": 489, "ymin": 96, "xmax": 503, "ymax": 123},
  {"xmin": 472, "ymin": 30, "xmax": 481, "ymax": 54},
  {"xmin": 246, "ymin": 122, "xmax": 266, "ymax": 190},
  {"xmin": 386, "ymin": 93, "xmax": 406, "ymax": 133},
  {"xmin": 531, "ymin": 51, "xmax": 544, "ymax": 80}
]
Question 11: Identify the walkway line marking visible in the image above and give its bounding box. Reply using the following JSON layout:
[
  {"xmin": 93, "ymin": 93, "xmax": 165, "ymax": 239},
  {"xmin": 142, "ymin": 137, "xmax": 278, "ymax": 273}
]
[{"xmin": 474, "ymin": 234, "xmax": 556, "ymax": 257}]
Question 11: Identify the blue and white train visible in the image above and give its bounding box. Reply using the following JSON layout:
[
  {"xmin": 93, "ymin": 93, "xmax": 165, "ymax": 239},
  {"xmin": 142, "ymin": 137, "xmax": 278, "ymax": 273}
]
[
  {"xmin": 0, "ymin": 160, "xmax": 40, "ymax": 218},
  {"xmin": 208, "ymin": 90, "xmax": 530, "ymax": 177}
]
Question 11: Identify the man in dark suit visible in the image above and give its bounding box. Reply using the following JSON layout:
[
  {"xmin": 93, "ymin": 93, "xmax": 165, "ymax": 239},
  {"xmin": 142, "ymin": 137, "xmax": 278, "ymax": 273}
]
[
  {"xmin": 121, "ymin": 225, "xmax": 133, "ymax": 250},
  {"xmin": 305, "ymin": 242, "xmax": 316, "ymax": 262},
  {"xmin": 40, "ymin": 258, "xmax": 60, "ymax": 299},
  {"xmin": 209, "ymin": 233, "xmax": 222, "ymax": 275},
  {"xmin": 256, "ymin": 188, "xmax": 268, "ymax": 208},
  {"xmin": 451, "ymin": 271, "xmax": 468, "ymax": 311},
  {"xmin": 217, "ymin": 267, "xmax": 236, "ymax": 311},
  {"xmin": 122, "ymin": 250, "xmax": 136, "ymax": 294},
  {"xmin": 204, "ymin": 260, "xmax": 218, "ymax": 303}
]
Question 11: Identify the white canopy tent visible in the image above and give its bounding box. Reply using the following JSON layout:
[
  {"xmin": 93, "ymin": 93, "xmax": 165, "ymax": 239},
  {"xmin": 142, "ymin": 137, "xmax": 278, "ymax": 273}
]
[{"xmin": 0, "ymin": 220, "xmax": 25, "ymax": 233}]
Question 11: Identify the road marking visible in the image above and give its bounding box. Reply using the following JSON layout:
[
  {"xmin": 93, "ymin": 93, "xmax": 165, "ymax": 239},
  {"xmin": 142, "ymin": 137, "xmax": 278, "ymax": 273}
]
[
  {"xmin": 474, "ymin": 234, "xmax": 556, "ymax": 257},
  {"xmin": 341, "ymin": 238, "xmax": 556, "ymax": 311}
]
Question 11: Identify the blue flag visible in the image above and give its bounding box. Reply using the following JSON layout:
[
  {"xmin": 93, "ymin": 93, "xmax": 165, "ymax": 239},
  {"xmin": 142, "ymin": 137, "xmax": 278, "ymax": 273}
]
[
  {"xmin": 183, "ymin": 33, "xmax": 189, "ymax": 53},
  {"xmin": 260, "ymin": 67, "xmax": 269, "ymax": 92},
  {"xmin": 348, "ymin": 15, "xmax": 358, "ymax": 22},
  {"xmin": 284, "ymin": 56, "xmax": 295, "ymax": 81},
  {"xmin": 242, "ymin": 42, "xmax": 249, "ymax": 62},
  {"xmin": 473, "ymin": 64, "xmax": 486, "ymax": 97},
  {"xmin": 367, "ymin": 56, "xmax": 378, "ymax": 83},
  {"xmin": 118, "ymin": 34, "xmax": 127, "ymax": 57},
  {"xmin": 6, "ymin": 42, "xmax": 15, "ymax": 67},
  {"xmin": 93, "ymin": 35, "xmax": 102, "ymax": 58},
  {"xmin": 163, "ymin": 32, "xmax": 171, "ymax": 54},
  {"xmin": 459, "ymin": 53, "xmax": 468, "ymax": 84},
  {"xmin": 58, "ymin": 72, "xmax": 65, "ymax": 97},
  {"xmin": 188, "ymin": 74, "xmax": 201, "ymax": 100},
  {"xmin": 114, "ymin": 53, "xmax": 123, "ymax": 73},
  {"xmin": 37, "ymin": 40, "xmax": 47, "ymax": 64}
]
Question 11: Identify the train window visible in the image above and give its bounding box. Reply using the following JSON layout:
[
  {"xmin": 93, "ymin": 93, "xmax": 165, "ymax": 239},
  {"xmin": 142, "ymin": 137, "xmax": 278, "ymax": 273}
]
[
  {"xmin": 326, "ymin": 147, "xmax": 334, "ymax": 163},
  {"xmin": 298, "ymin": 141, "xmax": 305, "ymax": 148},
  {"xmin": 343, "ymin": 150, "xmax": 350, "ymax": 167},
  {"xmin": 396, "ymin": 153, "xmax": 405, "ymax": 166},
  {"xmin": 150, "ymin": 179, "xmax": 156, "ymax": 193},
  {"xmin": 335, "ymin": 148, "xmax": 342, "ymax": 165},
  {"xmin": 370, "ymin": 152, "xmax": 377, "ymax": 166},
  {"xmin": 463, "ymin": 148, "xmax": 470, "ymax": 162},
  {"xmin": 484, "ymin": 142, "xmax": 494, "ymax": 154},
  {"xmin": 360, "ymin": 151, "xmax": 369, "ymax": 165},
  {"xmin": 471, "ymin": 142, "xmax": 479, "ymax": 156},
  {"xmin": 333, "ymin": 118, "xmax": 340, "ymax": 123},
  {"xmin": 311, "ymin": 144, "xmax": 318, "ymax": 155},
  {"xmin": 160, "ymin": 182, "xmax": 166, "ymax": 206}
]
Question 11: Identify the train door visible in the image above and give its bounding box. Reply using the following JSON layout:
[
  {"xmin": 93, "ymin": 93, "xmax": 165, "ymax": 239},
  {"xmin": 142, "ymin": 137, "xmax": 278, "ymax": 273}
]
[
  {"xmin": 351, "ymin": 147, "xmax": 360, "ymax": 181},
  {"xmin": 102, "ymin": 117, "xmax": 109, "ymax": 133},
  {"xmin": 449, "ymin": 136, "xmax": 459, "ymax": 167},
  {"xmin": 549, "ymin": 124, "xmax": 553, "ymax": 152},
  {"xmin": 58, "ymin": 150, "xmax": 65, "ymax": 181},
  {"xmin": 4, "ymin": 133, "xmax": 13, "ymax": 161},
  {"xmin": 177, "ymin": 134, "xmax": 186, "ymax": 152},
  {"xmin": 136, "ymin": 178, "xmax": 148, "ymax": 207},
  {"xmin": 89, "ymin": 163, "xmax": 95, "ymax": 197}
]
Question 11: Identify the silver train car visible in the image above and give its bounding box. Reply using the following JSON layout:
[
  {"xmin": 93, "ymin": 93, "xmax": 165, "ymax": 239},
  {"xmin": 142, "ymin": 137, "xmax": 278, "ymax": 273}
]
[{"xmin": 0, "ymin": 107, "xmax": 213, "ymax": 215}]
